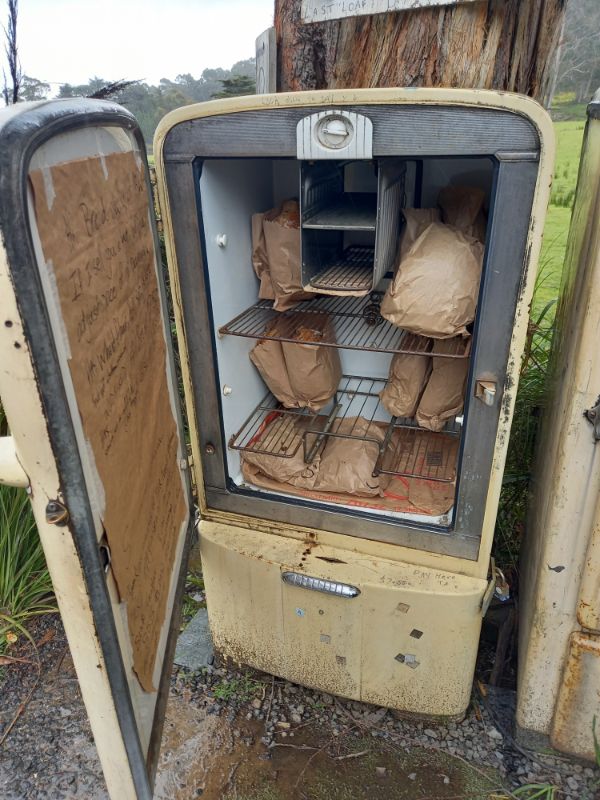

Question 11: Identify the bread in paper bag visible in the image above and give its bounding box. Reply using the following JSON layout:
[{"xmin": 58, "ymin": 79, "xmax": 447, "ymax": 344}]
[
  {"xmin": 380, "ymin": 222, "xmax": 484, "ymax": 338},
  {"xmin": 262, "ymin": 200, "xmax": 312, "ymax": 311},
  {"xmin": 416, "ymin": 338, "xmax": 469, "ymax": 432},
  {"xmin": 241, "ymin": 415, "xmax": 320, "ymax": 489},
  {"xmin": 251, "ymin": 213, "xmax": 275, "ymax": 300},
  {"xmin": 314, "ymin": 418, "xmax": 386, "ymax": 497},
  {"xmin": 249, "ymin": 335, "xmax": 298, "ymax": 408},
  {"xmin": 282, "ymin": 313, "xmax": 342, "ymax": 412},
  {"xmin": 400, "ymin": 208, "xmax": 441, "ymax": 261},
  {"xmin": 380, "ymin": 341, "xmax": 432, "ymax": 418},
  {"xmin": 438, "ymin": 186, "xmax": 487, "ymax": 243}
]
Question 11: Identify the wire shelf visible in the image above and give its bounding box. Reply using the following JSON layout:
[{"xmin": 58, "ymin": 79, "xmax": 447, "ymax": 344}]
[
  {"xmin": 229, "ymin": 375, "xmax": 461, "ymax": 483},
  {"xmin": 219, "ymin": 294, "xmax": 471, "ymax": 358},
  {"xmin": 376, "ymin": 420, "xmax": 460, "ymax": 484},
  {"xmin": 309, "ymin": 246, "xmax": 374, "ymax": 292},
  {"xmin": 303, "ymin": 194, "xmax": 377, "ymax": 231}
]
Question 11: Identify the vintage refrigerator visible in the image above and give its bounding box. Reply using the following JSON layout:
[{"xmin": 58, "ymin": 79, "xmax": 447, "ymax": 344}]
[
  {"xmin": 0, "ymin": 89, "xmax": 553, "ymax": 798},
  {"xmin": 517, "ymin": 90, "xmax": 600, "ymax": 762}
]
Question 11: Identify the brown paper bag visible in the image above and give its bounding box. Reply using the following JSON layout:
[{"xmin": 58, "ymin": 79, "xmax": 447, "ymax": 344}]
[
  {"xmin": 416, "ymin": 339, "xmax": 469, "ymax": 431},
  {"xmin": 380, "ymin": 343, "xmax": 432, "ymax": 418},
  {"xmin": 281, "ymin": 313, "xmax": 342, "ymax": 412},
  {"xmin": 251, "ymin": 213, "xmax": 275, "ymax": 300},
  {"xmin": 249, "ymin": 337, "xmax": 298, "ymax": 408},
  {"xmin": 438, "ymin": 186, "xmax": 487, "ymax": 243},
  {"xmin": 315, "ymin": 417, "xmax": 387, "ymax": 496},
  {"xmin": 380, "ymin": 222, "xmax": 484, "ymax": 338},
  {"xmin": 400, "ymin": 208, "xmax": 441, "ymax": 261},
  {"xmin": 241, "ymin": 415, "xmax": 320, "ymax": 489},
  {"xmin": 406, "ymin": 477, "xmax": 456, "ymax": 516},
  {"xmin": 262, "ymin": 200, "xmax": 312, "ymax": 311}
]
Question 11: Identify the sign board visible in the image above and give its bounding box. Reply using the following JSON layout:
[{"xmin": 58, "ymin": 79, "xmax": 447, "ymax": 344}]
[{"xmin": 301, "ymin": 0, "xmax": 477, "ymax": 23}]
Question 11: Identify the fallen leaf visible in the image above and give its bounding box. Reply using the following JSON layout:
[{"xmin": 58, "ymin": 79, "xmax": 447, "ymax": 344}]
[
  {"xmin": 36, "ymin": 629, "xmax": 56, "ymax": 648},
  {"xmin": 0, "ymin": 655, "xmax": 33, "ymax": 666}
]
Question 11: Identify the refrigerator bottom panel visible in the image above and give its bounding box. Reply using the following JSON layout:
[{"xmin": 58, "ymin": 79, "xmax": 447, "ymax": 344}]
[{"xmin": 200, "ymin": 520, "xmax": 487, "ymax": 718}]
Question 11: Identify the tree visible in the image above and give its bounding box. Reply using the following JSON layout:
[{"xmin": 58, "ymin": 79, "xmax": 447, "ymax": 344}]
[
  {"xmin": 274, "ymin": 0, "xmax": 568, "ymax": 104},
  {"xmin": 211, "ymin": 74, "xmax": 256, "ymax": 98},
  {"xmin": 555, "ymin": 0, "xmax": 600, "ymax": 103},
  {"xmin": 20, "ymin": 75, "xmax": 49, "ymax": 101},
  {"xmin": 2, "ymin": 0, "xmax": 21, "ymax": 105}
]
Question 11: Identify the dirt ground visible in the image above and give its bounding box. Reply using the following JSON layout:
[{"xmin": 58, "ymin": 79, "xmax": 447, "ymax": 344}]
[{"xmin": 1, "ymin": 613, "xmax": 598, "ymax": 800}]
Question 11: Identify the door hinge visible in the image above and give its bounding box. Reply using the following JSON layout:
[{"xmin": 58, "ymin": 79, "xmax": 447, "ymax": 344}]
[
  {"xmin": 481, "ymin": 559, "xmax": 510, "ymax": 615},
  {"xmin": 584, "ymin": 396, "xmax": 600, "ymax": 441}
]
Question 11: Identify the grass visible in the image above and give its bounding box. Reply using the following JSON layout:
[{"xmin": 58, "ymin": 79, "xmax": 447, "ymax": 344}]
[
  {"xmin": 0, "ymin": 405, "xmax": 56, "ymax": 652},
  {"xmin": 0, "ymin": 484, "xmax": 56, "ymax": 648},
  {"xmin": 513, "ymin": 786, "xmax": 556, "ymax": 800},
  {"xmin": 212, "ymin": 675, "xmax": 261, "ymax": 703}
]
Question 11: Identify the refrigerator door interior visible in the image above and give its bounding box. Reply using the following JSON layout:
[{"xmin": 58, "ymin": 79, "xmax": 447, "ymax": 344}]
[{"xmin": 0, "ymin": 100, "xmax": 193, "ymax": 799}]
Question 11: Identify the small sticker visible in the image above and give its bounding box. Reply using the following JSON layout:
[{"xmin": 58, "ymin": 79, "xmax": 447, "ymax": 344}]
[
  {"xmin": 295, "ymin": 608, "xmax": 305, "ymax": 617},
  {"xmin": 320, "ymin": 633, "xmax": 331, "ymax": 644}
]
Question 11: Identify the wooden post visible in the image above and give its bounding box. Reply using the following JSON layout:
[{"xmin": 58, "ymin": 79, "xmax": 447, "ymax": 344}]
[{"xmin": 274, "ymin": 0, "xmax": 568, "ymax": 103}]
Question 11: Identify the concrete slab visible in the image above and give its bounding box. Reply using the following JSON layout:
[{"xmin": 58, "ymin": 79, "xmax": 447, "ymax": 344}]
[{"xmin": 174, "ymin": 607, "xmax": 214, "ymax": 670}]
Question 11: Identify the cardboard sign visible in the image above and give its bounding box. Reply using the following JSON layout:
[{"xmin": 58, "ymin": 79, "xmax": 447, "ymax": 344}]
[
  {"xmin": 30, "ymin": 151, "xmax": 188, "ymax": 692},
  {"xmin": 301, "ymin": 0, "xmax": 477, "ymax": 23}
]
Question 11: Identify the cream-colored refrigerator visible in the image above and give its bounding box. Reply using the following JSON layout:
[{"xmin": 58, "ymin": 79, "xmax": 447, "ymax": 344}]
[{"xmin": 0, "ymin": 89, "xmax": 553, "ymax": 798}]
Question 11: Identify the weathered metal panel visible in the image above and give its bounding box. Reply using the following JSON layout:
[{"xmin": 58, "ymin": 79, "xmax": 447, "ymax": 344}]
[
  {"xmin": 200, "ymin": 520, "xmax": 487, "ymax": 718},
  {"xmin": 517, "ymin": 93, "xmax": 600, "ymax": 745},
  {"xmin": 255, "ymin": 28, "xmax": 276, "ymax": 94},
  {"xmin": 550, "ymin": 632, "xmax": 600, "ymax": 761},
  {"xmin": 578, "ymin": 506, "xmax": 600, "ymax": 631}
]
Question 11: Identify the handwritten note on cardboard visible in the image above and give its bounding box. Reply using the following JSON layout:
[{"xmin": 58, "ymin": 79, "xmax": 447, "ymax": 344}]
[{"xmin": 30, "ymin": 151, "xmax": 188, "ymax": 693}]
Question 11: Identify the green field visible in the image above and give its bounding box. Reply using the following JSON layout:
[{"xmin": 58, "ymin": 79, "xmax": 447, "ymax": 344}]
[{"xmin": 534, "ymin": 119, "xmax": 586, "ymax": 314}]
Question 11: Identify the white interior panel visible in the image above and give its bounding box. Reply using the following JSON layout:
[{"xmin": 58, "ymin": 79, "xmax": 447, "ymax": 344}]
[
  {"xmin": 198, "ymin": 157, "xmax": 474, "ymax": 525},
  {"xmin": 421, "ymin": 157, "xmax": 494, "ymax": 209}
]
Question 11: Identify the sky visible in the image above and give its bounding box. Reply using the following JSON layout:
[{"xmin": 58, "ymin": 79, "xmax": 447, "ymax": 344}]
[{"xmin": 17, "ymin": 0, "xmax": 274, "ymax": 89}]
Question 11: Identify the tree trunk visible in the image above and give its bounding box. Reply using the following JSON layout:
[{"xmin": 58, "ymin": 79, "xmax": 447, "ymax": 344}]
[{"xmin": 274, "ymin": 0, "xmax": 567, "ymax": 103}]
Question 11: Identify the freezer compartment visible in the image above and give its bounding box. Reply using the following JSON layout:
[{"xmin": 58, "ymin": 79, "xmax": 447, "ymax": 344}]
[
  {"xmin": 200, "ymin": 521, "xmax": 487, "ymax": 718},
  {"xmin": 300, "ymin": 159, "xmax": 405, "ymax": 294}
]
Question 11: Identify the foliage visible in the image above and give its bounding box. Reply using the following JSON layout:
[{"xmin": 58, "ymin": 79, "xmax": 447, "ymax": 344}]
[
  {"xmin": 514, "ymin": 785, "xmax": 556, "ymax": 800},
  {"xmin": 211, "ymin": 74, "xmax": 256, "ymax": 99},
  {"xmin": 54, "ymin": 58, "xmax": 256, "ymax": 146},
  {"xmin": 0, "ymin": 483, "xmax": 56, "ymax": 647},
  {"xmin": 212, "ymin": 675, "xmax": 261, "ymax": 703},
  {"xmin": 555, "ymin": 0, "xmax": 600, "ymax": 104},
  {"xmin": 19, "ymin": 74, "xmax": 49, "ymax": 101}
]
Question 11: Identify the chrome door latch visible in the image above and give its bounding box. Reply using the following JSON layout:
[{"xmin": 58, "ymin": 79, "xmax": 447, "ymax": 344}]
[
  {"xmin": 584, "ymin": 395, "xmax": 600, "ymax": 441},
  {"xmin": 476, "ymin": 380, "xmax": 497, "ymax": 407},
  {"xmin": 45, "ymin": 499, "xmax": 69, "ymax": 526}
]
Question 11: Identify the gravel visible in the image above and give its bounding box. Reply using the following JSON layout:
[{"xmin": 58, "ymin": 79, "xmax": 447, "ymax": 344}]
[{"xmin": 1, "ymin": 614, "xmax": 598, "ymax": 799}]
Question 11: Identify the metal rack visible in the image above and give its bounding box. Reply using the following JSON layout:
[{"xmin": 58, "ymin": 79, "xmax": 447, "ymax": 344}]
[
  {"xmin": 377, "ymin": 418, "xmax": 461, "ymax": 483},
  {"xmin": 308, "ymin": 245, "xmax": 374, "ymax": 292},
  {"xmin": 219, "ymin": 295, "xmax": 471, "ymax": 358},
  {"xmin": 229, "ymin": 375, "xmax": 462, "ymax": 483},
  {"xmin": 303, "ymin": 194, "xmax": 377, "ymax": 231}
]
